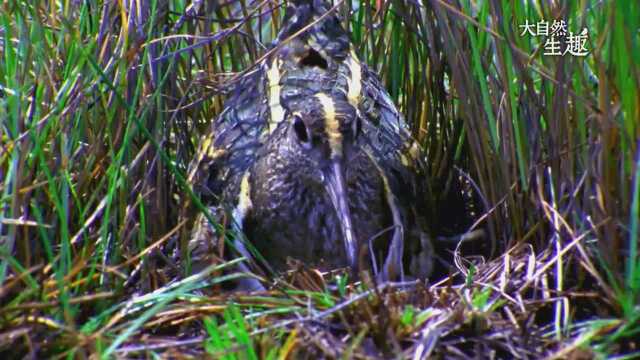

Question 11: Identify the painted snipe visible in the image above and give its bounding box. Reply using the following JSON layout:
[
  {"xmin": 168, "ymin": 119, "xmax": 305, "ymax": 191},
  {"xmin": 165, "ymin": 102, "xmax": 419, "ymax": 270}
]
[{"xmin": 188, "ymin": 0, "xmax": 434, "ymax": 282}]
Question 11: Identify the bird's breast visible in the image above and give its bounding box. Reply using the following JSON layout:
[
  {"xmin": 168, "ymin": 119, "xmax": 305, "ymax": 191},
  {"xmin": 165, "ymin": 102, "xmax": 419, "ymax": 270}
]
[{"xmin": 244, "ymin": 152, "xmax": 392, "ymax": 272}]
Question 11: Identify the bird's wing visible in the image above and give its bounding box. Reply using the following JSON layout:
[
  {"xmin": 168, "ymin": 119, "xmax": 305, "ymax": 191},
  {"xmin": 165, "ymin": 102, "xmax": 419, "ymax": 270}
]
[
  {"xmin": 359, "ymin": 64, "xmax": 429, "ymax": 206},
  {"xmin": 187, "ymin": 69, "xmax": 269, "ymax": 205}
]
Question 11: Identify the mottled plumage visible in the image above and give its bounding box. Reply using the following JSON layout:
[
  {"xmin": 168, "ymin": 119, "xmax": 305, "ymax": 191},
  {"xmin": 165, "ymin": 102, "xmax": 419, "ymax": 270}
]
[{"xmin": 188, "ymin": 0, "xmax": 433, "ymax": 281}]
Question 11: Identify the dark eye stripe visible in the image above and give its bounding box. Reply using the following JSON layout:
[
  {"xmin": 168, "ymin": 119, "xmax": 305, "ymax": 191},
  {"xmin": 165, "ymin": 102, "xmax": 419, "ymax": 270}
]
[{"xmin": 293, "ymin": 115, "xmax": 312, "ymax": 146}]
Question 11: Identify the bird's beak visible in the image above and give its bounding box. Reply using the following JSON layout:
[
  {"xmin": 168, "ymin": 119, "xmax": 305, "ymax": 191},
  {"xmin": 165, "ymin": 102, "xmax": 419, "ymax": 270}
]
[{"xmin": 324, "ymin": 159, "xmax": 357, "ymax": 269}]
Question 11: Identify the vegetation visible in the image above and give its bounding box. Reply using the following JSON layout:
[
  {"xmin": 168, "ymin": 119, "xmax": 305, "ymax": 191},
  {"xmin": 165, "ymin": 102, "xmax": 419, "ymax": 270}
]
[{"xmin": 1, "ymin": 0, "xmax": 638, "ymax": 358}]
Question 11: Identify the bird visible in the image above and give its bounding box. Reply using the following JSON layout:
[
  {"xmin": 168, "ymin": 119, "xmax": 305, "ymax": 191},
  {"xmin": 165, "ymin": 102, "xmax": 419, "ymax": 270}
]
[{"xmin": 187, "ymin": 0, "xmax": 434, "ymax": 282}]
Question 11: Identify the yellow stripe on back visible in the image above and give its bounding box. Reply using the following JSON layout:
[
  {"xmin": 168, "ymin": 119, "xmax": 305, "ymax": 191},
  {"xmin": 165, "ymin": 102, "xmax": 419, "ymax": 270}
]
[
  {"xmin": 364, "ymin": 150, "xmax": 405, "ymax": 279},
  {"xmin": 188, "ymin": 133, "xmax": 216, "ymax": 183},
  {"xmin": 267, "ymin": 59, "xmax": 285, "ymax": 134},
  {"xmin": 315, "ymin": 93, "xmax": 342, "ymax": 159},
  {"xmin": 233, "ymin": 171, "xmax": 253, "ymax": 227},
  {"xmin": 346, "ymin": 50, "xmax": 362, "ymax": 107}
]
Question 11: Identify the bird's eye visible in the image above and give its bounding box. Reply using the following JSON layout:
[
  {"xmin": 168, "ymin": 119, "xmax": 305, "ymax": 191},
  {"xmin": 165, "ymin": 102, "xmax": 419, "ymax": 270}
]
[{"xmin": 293, "ymin": 115, "xmax": 312, "ymax": 148}]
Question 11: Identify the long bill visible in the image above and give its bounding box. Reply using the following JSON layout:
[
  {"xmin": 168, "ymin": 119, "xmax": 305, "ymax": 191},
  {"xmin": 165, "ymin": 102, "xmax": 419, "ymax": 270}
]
[{"xmin": 324, "ymin": 159, "xmax": 357, "ymax": 269}]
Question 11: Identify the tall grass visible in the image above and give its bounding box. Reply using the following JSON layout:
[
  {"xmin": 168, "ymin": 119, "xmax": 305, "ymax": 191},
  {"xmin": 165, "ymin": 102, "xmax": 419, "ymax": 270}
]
[{"xmin": 0, "ymin": 0, "xmax": 638, "ymax": 357}]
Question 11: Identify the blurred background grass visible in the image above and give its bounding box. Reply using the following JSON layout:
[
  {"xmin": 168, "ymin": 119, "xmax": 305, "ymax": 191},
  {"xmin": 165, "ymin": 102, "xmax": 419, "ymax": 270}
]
[{"xmin": 0, "ymin": 0, "xmax": 638, "ymax": 357}]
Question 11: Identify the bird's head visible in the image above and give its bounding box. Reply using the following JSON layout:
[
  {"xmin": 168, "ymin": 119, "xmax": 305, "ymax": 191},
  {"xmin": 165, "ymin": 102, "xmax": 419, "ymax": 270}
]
[{"xmin": 252, "ymin": 92, "xmax": 363, "ymax": 269}]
